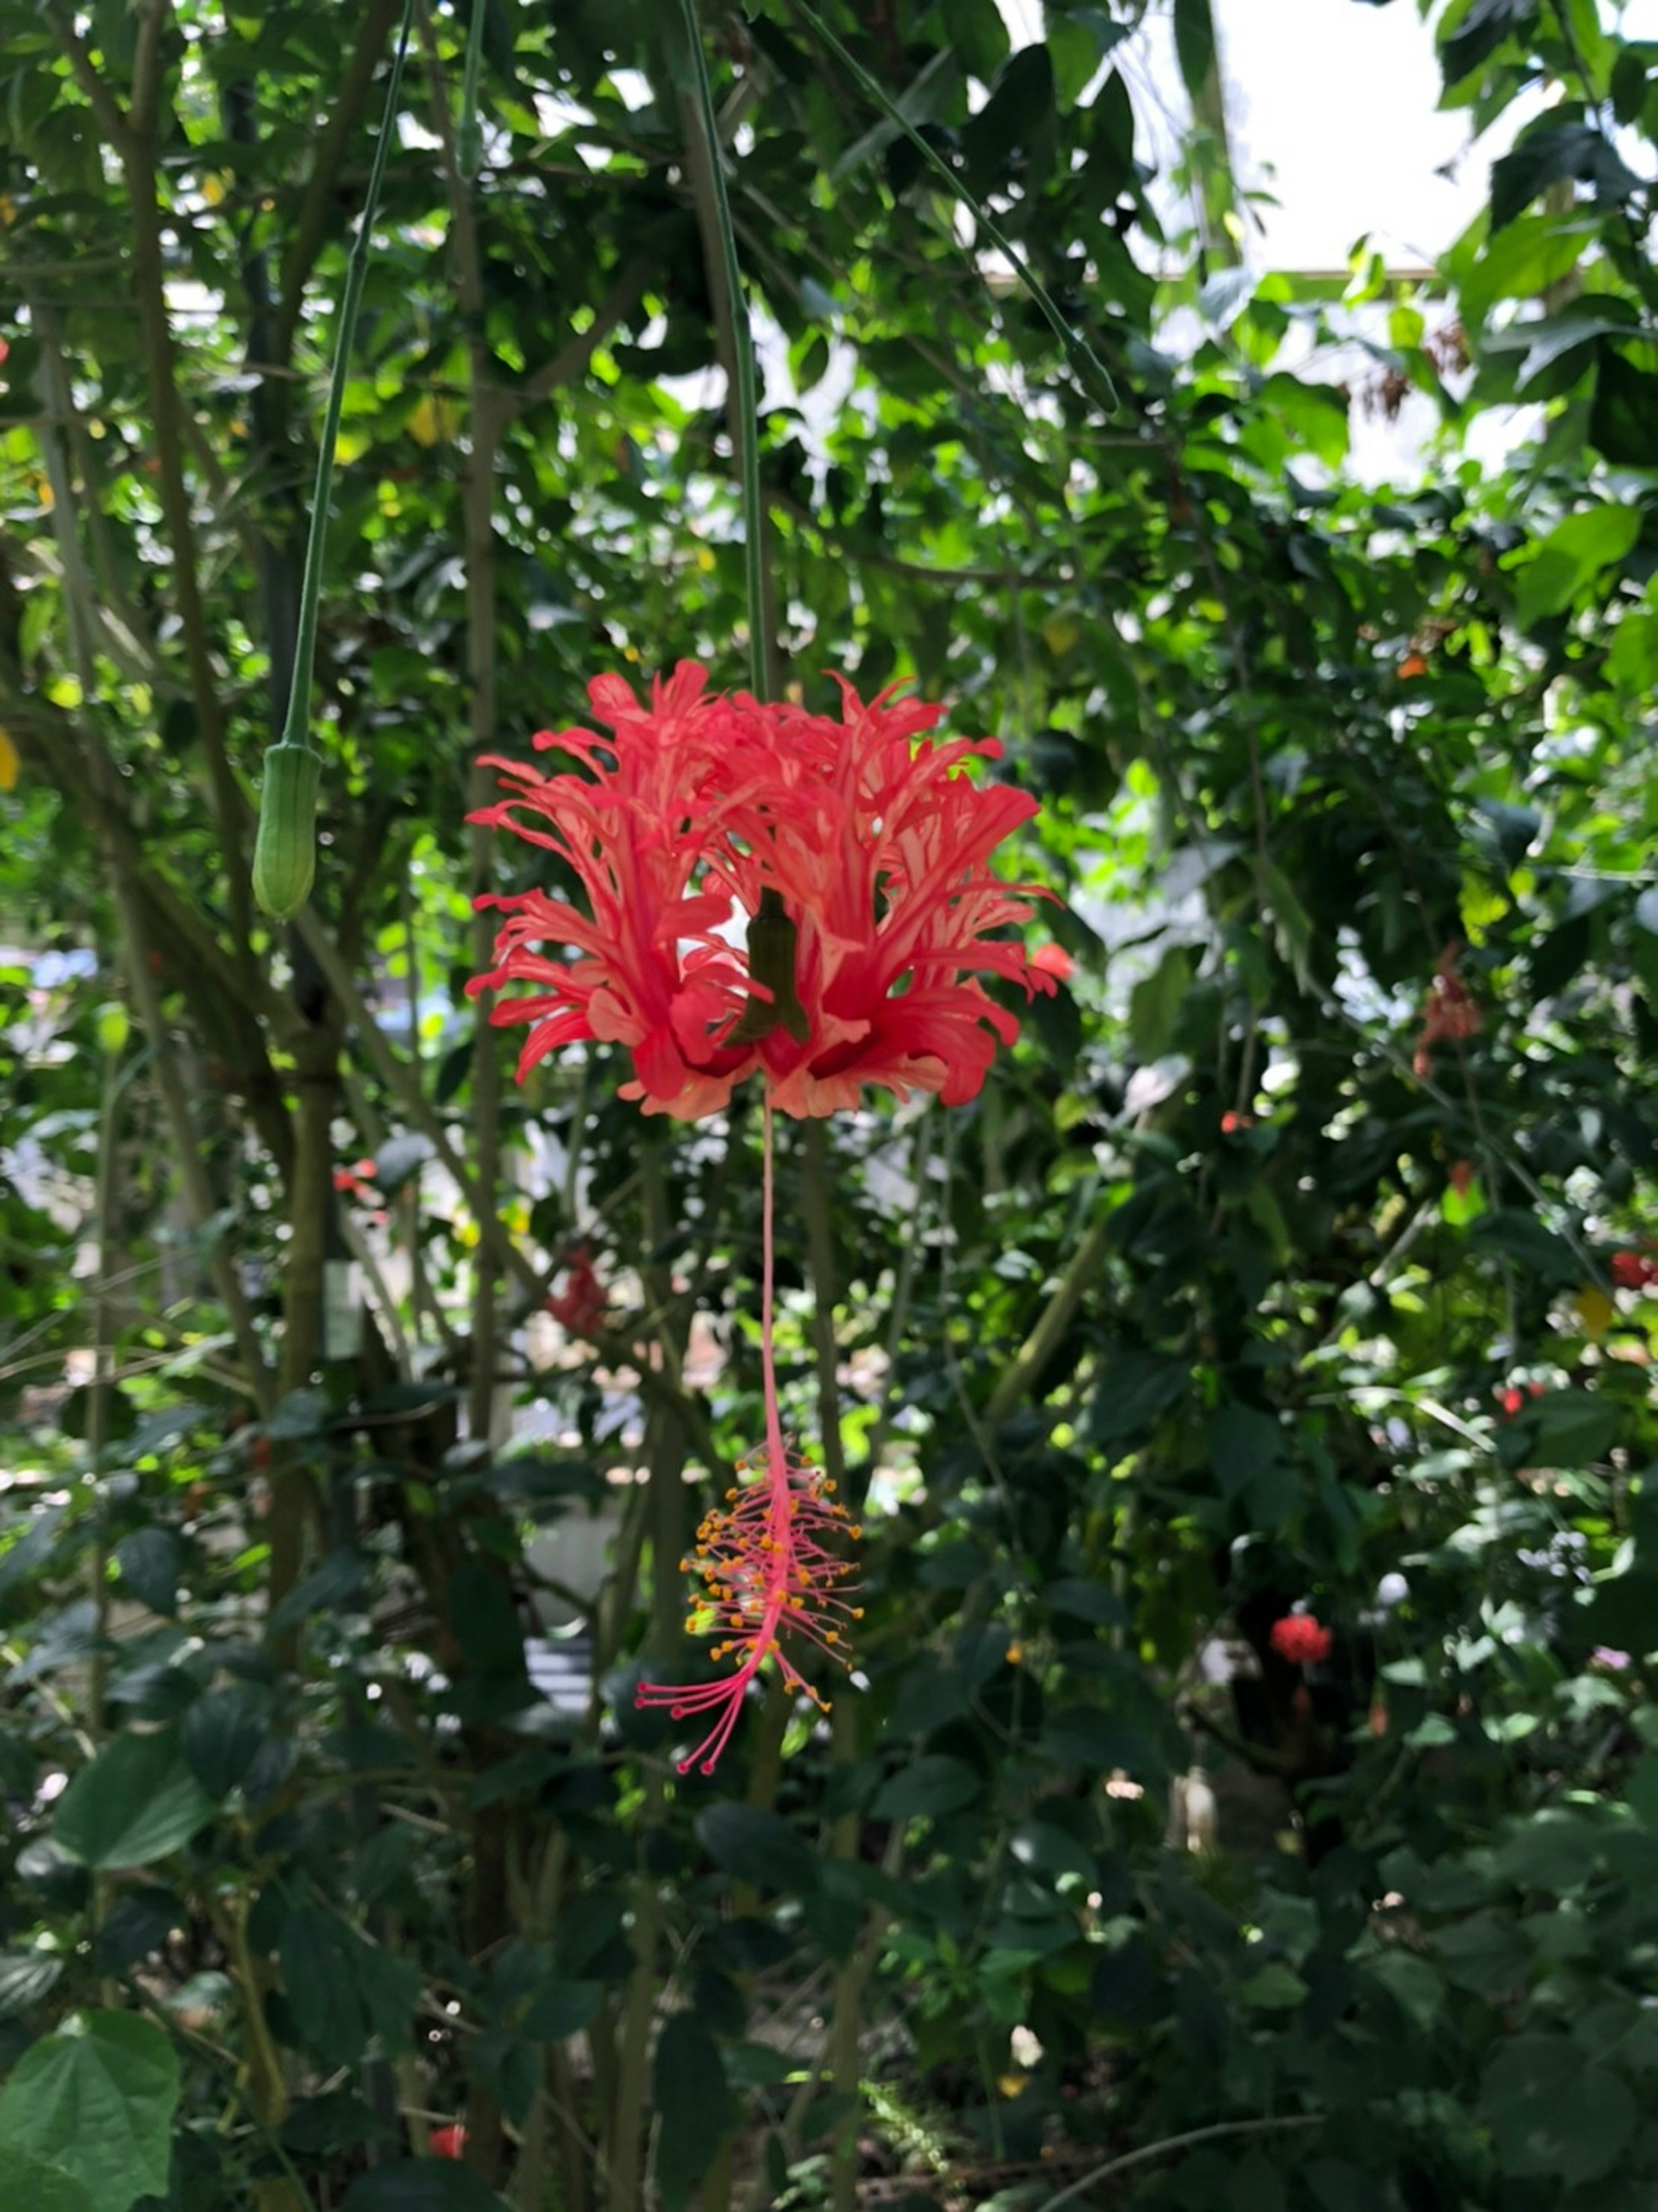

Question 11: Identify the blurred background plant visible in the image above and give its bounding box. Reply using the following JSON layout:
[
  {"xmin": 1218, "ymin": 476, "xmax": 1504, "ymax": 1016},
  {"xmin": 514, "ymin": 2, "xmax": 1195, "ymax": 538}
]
[{"xmin": 0, "ymin": 1, "xmax": 1655, "ymax": 2207}]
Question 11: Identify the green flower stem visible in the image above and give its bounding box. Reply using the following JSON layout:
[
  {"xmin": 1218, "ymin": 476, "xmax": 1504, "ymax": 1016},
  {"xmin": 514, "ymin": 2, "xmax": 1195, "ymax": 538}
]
[
  {"xmin": 786, "ymin": 0, "xmax": 1120, "ymax": 416},
  {"xmin": 675, "ymin": 0, "xmax": 767, "ymax": 700},
  {"xmin": 252, "ymin": 0, "xmax": 415, "ymax": 917}
]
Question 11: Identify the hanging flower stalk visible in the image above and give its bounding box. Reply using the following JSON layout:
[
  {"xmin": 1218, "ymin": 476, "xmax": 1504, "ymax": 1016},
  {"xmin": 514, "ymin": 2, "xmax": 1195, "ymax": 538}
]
[{"xmin": 468, "ymin": 664, "xmax": 1055, "ymax": 1769}]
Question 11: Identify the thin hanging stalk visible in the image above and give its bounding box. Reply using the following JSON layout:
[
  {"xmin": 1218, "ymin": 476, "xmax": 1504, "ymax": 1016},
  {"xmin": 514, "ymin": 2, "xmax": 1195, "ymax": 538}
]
[
  {"xmin": 675, "ymin": 0, "xmax": 766, "ymax": 694},
  {"xmin": 251, "ymin": 0, "xmax": 416, "ymax": 919}
]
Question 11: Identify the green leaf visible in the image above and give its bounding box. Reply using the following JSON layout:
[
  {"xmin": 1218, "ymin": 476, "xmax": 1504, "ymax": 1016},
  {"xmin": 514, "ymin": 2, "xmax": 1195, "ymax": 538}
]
[
  {"xmin": 52, "ymin": 1730, "xmax": 215, "ymax": 1870},
  {"xmin": 0, "ymin": 2150, "xmax": 98, "ymax": 2212},
  {"xmin": 939, "ymin": 0, "xmax": 1009, "ymax": 82},
  {"xmin": 279, "ymin": 1904, "xmax": 418, "ymax": 2067},
  {"xmin": 0, "ymin": 1949, "xmax": 65, "ymax": 2019},
  {"xmin": 1527, "ymin": 1390, "xmax": 1620, "ymax": 1467},
  {"xmin": 268, "ymin": 1546, "xmax": 371, "ymax": 1634},
  {"xmin": 1089, "ymin": 1349, "xmax": 1191, "ymax": 1448},
  {"xmin": 1441, "ymin": 0, "xmax": 1537, "ymax": 86},
  {"xmin": 1009, "ymin": 1819, "xmax": 1098, "ymax": 1888},
  {"xmin": 339, "ymin": 2162, "xmax": 511, "ymax": 2210},
  {"xmin": 1209, "ymin": 1404, "xmax": 1287, "ymax": 1515},
  {"xmin": 1433, "ymin": 1910, "xmax": 1528, "ymax": 1997},
  {"xmin": 1172, "ymin": 0, "xmax": 1215, "ymax": 96},
  {"xmin": 1129, "ymin": 945, "xmax": 1193, "ymax": 1059},
  {"xmin": 0, "ymin": 2012, "xmax": 180, "ymax": 2211},
  {"xmin": 1261, "ymin": 859, "xmax": 1316, "ymax": 987},
  {"xmin": 1365, "ymin": 1949, "xmax": 1444, "ymax": 2031},
  {"xmin": 1610, "ymin": 44, "xmax": 1648, "ymax": 125},
  {"xmin": 519, "ymin": 1979, "xmax": 603, "ymax": 2042},
  {"xmin": 1481, "ymin": 2035, "xmax": 1635, "ymax": 2184},
  {"xmin": 696, "ymin": 1804, "xmax": 820, "ymax": 1894},
  {"xmin": 1490, "ymin": 119, "xmax": 1641, "ymax": 232},
  {"xmin": 112, "ymin": 1527, "xmax": 183, "ymax": 1617},
  {"xmin": 870, "ymin": 1755, "xmax": 984, "ymax": 1819},
  {"xmin": 1238, "ymin": 1962, "xmax": 1306, "ymax": 2010},
  {"xmin": 1590, "ymin": 347, "xmax": 1658, "ymax": 467},
  {"xmin": 180, "ymin": 1686, "xmax": 271, "ymax": 1798},
  {"xmin": 652, "ymin": 2013, "xmax": 734, "ymax": 2212},
  {"xmin": 446, "ymin": 1559, "xmax": 528, "ymax": 1676},
  {"xmin": 1512, "ymin": 503, "xmax": 1642, "ymax": 628}
]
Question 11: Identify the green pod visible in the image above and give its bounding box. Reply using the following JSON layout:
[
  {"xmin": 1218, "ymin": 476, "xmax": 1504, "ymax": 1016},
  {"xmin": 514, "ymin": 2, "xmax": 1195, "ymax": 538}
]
[{"xmin": 252, "ymin": 742, "xmax": 323, "ymax": 921}]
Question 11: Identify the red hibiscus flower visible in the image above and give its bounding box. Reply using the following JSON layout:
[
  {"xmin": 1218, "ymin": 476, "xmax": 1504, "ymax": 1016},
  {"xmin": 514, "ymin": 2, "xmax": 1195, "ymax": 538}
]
[
  {"xmin": 546, "ymin": 1243, "xmax": 606, "ymax": 1337},
  {"xmin": 1269, "ymin": 1614, "xmax": 1333, "ymax": 1666},
  {"xmin": 471, "ymin": 664, "xmax": 1054, "ymax": 1769},
  {"xmin": 1412, "ymin": 943, "xmax": 1481, "ymax": 1079},
  {"xmin": 467, "ymin": 664, "xmax": 1054, "ymax": 1120}
]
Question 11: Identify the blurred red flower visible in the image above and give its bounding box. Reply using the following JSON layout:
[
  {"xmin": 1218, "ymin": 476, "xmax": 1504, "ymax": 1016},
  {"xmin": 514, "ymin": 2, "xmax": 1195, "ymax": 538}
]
[
  {"xmin": 546, "ymin": 1243, "xmax": 606, "ymax": 1337},
  {"xmin": 467, "ymin": 663, "xmax": 1054, "ymax": 1119},
  {"xmin": 1610, "ymin": 1251, "xmax": 1658, "ymax": 1291},
  {"xmin": 1497, "ymin": 1379, "xmax": 1545, "ymax": 1419},
  {"xmin": 1413, "ymin": 944, "xmax": 1481, "ymax": 1079},
  {"xmin": 429, "ymin": 2124, "xmax": 465, "ymax": 2159},
  {"xmin": 1269, "ymin": 1615, "xmax": 1333, "ymax": 1665}
]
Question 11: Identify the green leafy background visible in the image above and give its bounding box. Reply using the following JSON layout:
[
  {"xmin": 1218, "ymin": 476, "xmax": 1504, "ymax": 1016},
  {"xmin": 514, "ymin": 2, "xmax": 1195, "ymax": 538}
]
[{"xmin": 0, "ymin": 0, "xmax": 1655, "ymax": 2207}]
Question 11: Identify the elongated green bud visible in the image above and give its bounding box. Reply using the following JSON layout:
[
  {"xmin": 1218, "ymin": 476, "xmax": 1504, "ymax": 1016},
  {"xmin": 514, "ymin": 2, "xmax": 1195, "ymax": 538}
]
[{"xmin": 253, "ymin": 741, "xmax": 322, "ymax": 921}]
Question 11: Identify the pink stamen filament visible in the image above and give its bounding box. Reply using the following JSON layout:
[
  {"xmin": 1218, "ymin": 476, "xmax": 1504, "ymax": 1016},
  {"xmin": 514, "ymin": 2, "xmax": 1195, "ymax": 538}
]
[{"xmin": 635, "ymin": 1093, "xmax": 861, "ymax": 1773}]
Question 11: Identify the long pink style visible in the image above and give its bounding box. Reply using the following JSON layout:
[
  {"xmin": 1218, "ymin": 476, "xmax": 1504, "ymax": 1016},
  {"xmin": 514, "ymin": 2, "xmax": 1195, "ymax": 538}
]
[{"xmin": 634, "ymin": 1098, "xmax": 861, "ymax": 1773}]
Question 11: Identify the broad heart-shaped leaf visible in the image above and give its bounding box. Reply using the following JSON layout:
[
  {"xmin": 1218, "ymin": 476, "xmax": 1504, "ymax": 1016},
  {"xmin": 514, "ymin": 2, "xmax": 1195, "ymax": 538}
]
[
  {"xmin": 52, "ymin": 1728, "xmax": 215, "ymax": 1870},
  {"xmin": 0, "ymin": 2011, "xmax": 179, "ymax": 2210},
  {"xmin": 339, "ymin": 2160, "xmax": 511, "ymax": 2210},
  {"xmin": 0, "ymin": 2149, "xmax": 98, "ymax": 2212},
  {"xmin": 651, "ymin": 2012, "xmax": 734, "ymax": 2212}
]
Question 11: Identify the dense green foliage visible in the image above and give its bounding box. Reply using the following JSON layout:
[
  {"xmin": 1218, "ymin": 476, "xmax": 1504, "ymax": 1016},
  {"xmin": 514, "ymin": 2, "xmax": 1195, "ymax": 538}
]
[{"xmin": 1, "ymin": 0, "xmax": 1656, "ymax": 2207}]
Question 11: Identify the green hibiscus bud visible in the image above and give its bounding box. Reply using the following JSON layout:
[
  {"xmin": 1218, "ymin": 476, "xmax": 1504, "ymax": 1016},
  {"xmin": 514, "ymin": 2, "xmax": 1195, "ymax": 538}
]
[{"xmin": 252, "ymin": 742, "xmax": 322, "ymax": 921}]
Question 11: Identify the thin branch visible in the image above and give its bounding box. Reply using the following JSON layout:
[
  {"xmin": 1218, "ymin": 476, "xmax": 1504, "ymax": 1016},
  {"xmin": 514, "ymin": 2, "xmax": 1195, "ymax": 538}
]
[{"xmin": 1037, "ymin": 2115, "xmax": 1326, "ymax": 2211}]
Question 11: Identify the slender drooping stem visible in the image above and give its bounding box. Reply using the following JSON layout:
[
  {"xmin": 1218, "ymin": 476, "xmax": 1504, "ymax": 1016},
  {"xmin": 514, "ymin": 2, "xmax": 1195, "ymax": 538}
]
[
  {"xmin": 251, "ymin": 0, "xmax": 415, "ymax": 920},
  {"xmin": 280, "ymin": 0, "xmax": 413, "ymax": 757},
  {"xmin": 676, "ymin": 0, "xmax": 766, "ymax": 696}
]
